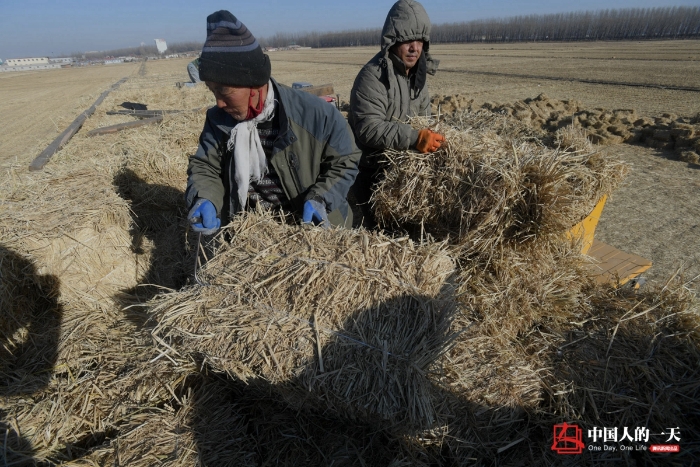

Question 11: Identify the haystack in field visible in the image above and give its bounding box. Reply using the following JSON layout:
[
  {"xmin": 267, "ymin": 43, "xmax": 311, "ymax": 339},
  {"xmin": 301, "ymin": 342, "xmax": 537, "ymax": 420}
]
[
  {"xmin": 372, "ymin": 113, "xmax": 627, "ymax": 254},
  {"xmin": 150, "ymin": 210, "xmax": 459, "ymax": 430},
  {"xmin": 0, "ymin": 77, "xmax": 209, "ymax": 463}
]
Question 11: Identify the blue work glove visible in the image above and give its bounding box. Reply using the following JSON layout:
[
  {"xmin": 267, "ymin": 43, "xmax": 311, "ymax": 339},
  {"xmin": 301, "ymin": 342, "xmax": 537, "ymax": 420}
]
[
  {"xmin": 188, "ymin": 198, "xmax": 221, "ymax": 235},
  {"xmin": 302, "ymin": 199, "xmax": 330, "ymax": 229}
]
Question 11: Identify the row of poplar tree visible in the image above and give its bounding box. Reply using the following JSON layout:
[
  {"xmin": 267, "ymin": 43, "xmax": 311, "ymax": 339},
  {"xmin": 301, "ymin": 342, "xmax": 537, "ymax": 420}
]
[{"xmin": 261, "ymin": 6, "xmax": 700, "ymax": 48}]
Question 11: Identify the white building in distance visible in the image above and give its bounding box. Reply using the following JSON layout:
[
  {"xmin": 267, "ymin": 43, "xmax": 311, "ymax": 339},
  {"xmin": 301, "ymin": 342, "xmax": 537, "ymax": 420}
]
[
  {"xmin": 49, "ymin": 57, "xmax": 73, "ymax": 64},
  {"xmin": 4, "ymin": 57, "xmax": 49, "ymax": 66}
]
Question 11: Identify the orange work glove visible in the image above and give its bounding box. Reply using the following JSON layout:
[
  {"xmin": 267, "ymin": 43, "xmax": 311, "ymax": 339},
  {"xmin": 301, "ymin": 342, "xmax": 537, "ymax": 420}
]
[{"xmin": 415, "ymin": 128, "xmax": 445, "ymax": 153}]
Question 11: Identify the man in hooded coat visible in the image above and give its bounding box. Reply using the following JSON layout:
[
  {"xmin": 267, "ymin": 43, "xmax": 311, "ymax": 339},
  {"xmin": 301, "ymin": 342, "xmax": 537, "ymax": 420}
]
[{"xmin": 348, "ymin": 0, "xmax": 443, "ymax": 228}]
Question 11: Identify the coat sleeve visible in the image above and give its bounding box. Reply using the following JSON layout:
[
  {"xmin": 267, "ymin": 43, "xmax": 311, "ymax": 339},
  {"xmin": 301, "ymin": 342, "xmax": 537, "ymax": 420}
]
[
  {"xmin": 185, "ymin": 110, "xmax": 227, "ymax": 215},
  {"xmin": 304, "ymin": 108, "xmax": 361, "ymax": 219},
  {"xmin": 350, "ymin": 66, "xmax": 417, "ymax": 151}
]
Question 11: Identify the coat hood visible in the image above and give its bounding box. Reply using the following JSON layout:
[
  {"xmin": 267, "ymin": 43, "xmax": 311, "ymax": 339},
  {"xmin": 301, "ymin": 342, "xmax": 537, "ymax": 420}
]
[
  {"xmin": 380, "ymin": 0, "xmax": 438, "ymax": 75},
  {"xmin": 381, "ymin": 0, "xmax": 431, "ymax": 52}
]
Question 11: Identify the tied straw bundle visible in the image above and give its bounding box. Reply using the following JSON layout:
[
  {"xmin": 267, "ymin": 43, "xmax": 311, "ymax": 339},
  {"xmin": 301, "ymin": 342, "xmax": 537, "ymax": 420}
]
[
  {"xmin": 150, "ymin": 210, "xmax": 460, "ymax": 430},
  {"xmin": 371, "ymin": 112, "xmax": 628, "ymax": 255}
]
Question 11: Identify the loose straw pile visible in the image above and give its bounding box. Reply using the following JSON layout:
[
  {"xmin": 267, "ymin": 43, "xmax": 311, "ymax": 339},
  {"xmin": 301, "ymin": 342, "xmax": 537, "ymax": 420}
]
[
  {"xmin": 0, "ymin": 69, "xmax": 209, "ymax": 462},
  {"xmin": 150, "ymin": 210, "xmax": 458, "ymax": 429}
]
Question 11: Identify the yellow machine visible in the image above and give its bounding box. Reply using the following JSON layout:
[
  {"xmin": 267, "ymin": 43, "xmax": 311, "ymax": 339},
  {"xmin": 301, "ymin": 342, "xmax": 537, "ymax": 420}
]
[{"xmin": 567, "ymin": 195, "xmax": 652, "ymax": 286}]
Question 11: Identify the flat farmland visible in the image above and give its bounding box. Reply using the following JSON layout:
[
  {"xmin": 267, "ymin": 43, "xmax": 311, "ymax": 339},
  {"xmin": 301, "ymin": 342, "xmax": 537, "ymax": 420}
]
[
  {"xmin": 0, "ymin": 63, "xmax": 140, "ymax": 166},
  {"xmin": 1, "ymin": 40, "xmax": 698, "ymax": 285},
  {"xmin": 271, "ymin": 40, "xmax": 700, "ymax": 116}
]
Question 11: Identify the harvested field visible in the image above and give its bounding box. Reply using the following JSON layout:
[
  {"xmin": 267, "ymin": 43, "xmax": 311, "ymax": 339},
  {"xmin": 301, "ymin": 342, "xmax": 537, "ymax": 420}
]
[
  {"xmin": 0, "ymin": 63, "xmax": 140, "ymax": 166},
  {"xmin": 269, "ymin": 40, "xmax": 700, "ymax": 117},
  {"xmin": 0, "ymin": 41, "xmax": 699, "ymax": 465}
]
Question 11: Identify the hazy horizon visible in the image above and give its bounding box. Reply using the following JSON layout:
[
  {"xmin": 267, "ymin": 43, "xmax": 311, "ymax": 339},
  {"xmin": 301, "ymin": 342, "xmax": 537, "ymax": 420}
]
[{"xmin": 1, "ymin": 0, "xmax": 699, "ymax": 59}]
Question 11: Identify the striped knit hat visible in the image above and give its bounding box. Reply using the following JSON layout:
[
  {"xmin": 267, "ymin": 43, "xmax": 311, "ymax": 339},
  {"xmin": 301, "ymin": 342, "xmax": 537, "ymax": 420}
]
[{"xmin": 198, "ymin": 10, "xmax": 271, "ymax": 87}]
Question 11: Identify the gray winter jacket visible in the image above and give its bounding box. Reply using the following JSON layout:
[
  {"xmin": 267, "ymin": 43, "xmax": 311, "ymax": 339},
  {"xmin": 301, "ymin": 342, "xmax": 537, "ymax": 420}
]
[
  {"xmin": 348, "ymin": 0, "xmax": 439, "ymax": 167},
  {"xmin": 186, "ymin": 78, "xmax": 361, "ymax": 228}
]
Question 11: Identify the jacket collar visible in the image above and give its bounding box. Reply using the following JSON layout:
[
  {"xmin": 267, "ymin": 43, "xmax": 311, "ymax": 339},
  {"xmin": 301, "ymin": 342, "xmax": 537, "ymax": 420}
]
[
  {"xmin": 269, "ymin": 78, "xmax": 295, "ymax": 149},
  {"xmin": 212, "ymin": 78, "xmax": 295, "ymax": 149}
]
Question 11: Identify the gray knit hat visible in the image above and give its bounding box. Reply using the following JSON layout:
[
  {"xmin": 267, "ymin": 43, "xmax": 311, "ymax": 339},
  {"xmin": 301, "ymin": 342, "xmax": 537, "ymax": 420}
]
[{"xmin": 198, "ymin": 10, "xmax": 271, "ymax": 87}]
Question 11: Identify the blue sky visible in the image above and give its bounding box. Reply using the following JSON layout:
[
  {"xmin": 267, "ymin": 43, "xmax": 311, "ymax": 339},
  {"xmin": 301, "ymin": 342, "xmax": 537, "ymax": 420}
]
[{"xmin": 1, "ymin": 0, "xmax": 698, "ymax": 58}]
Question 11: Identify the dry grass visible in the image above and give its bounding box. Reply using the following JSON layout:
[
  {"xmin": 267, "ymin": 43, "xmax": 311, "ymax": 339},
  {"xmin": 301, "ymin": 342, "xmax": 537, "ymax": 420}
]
[
  {"xmin": 149, "ymin": 210, "xmax": 458, "ymax": 430},
  {"xmin": 371, "ymin": 112, "xmax": 628, "ymax": 255},
  {"xmin": 0, "ymin": 63, "xmax": 208, "ymax": 463},
  {"xmin": 1, "ymin": 53, "xmax": 698, "ymax": 467}
]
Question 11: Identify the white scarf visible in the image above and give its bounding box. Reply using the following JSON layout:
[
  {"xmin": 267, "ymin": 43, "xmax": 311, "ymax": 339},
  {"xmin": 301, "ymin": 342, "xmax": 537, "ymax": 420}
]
[{"xmin": 227, "ymin": 81, "xmax": 276, "ymax": 208}]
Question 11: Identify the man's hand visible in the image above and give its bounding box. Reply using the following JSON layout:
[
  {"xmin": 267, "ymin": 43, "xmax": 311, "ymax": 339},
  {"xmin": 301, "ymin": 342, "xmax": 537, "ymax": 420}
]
[
  {"xmin": 188, "ymin": 199, "xmax": 221, "ymax": 235},
  {"xmin": 415, "ymin": 128, "xmax": 445, "ymax": 153},
  {"xmin": 302, "ymin": 199, "xmax": 330, "ymax": 229}
]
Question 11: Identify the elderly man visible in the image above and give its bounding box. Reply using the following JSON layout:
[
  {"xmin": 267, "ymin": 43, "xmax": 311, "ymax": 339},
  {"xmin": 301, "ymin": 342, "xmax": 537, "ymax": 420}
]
[
  {"xmin": 186, "ymin": 10, "xmax": 360, "ymax": 233},
  {"xmin": 348, "ymin": 0, "xmax": 443, "ymax": 228}
]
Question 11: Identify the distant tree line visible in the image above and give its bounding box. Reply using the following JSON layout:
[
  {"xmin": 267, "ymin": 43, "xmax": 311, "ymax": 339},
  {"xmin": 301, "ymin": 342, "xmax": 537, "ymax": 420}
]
[
  {"xmin": 262, "ymin": 29, "xmax": 381, "ymax": 48},
  {"xmin": 260, "ymin": 6, "xmax": 700, "ymax": 48},
  {"xmin": 70, "ymin": 7, "xmax": 699, "ymax": 58},
  {"xmin": 431, "ymin": 6, "xmax": 700, "ymax": 42},
  {"xmin": 72, "ymin": 41, "xmax": 203, "ymax": 60}
]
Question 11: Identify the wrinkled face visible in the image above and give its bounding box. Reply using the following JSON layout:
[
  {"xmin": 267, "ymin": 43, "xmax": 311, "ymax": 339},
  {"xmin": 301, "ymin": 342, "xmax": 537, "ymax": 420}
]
[
  {"xmin": 391, "ymin": 40, "xmax": 423, "ymax": 71},
  {"xmin": 206, "ymin": 82, "xmax": 251, "ymax": 120}
]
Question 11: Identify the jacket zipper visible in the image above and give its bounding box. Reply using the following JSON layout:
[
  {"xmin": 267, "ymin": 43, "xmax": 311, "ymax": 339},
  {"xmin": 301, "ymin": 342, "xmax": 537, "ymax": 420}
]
[
  {"xmin": 228, "ymin": 150, "xmax": 240, "ymax": 215},
  {"xmin": 288, "ymin": 152, "xmax": 304, "ymax": 195}
]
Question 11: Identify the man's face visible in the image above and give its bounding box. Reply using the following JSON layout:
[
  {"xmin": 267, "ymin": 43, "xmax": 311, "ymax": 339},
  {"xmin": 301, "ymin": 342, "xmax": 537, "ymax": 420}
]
[
  {"xmin": 206, "ymin": 82, "xmax": 251, "ymax": 120},
  {"xmin": 391, "ymin": 40, "xmax": 423, "ymax": 71}
]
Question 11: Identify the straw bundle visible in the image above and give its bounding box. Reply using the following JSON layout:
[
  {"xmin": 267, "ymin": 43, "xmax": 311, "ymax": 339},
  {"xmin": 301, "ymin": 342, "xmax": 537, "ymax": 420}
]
[
  {"xmin": 457, "ymin": 239, "xmax": 593, "ymax": 339},
  {"xmin": 150, "ymin": 210, "xmax": 458, "ymax": 429},
  {"xmin": 372, "ymin": 112, "xmax": 628, "ymax": 254}
]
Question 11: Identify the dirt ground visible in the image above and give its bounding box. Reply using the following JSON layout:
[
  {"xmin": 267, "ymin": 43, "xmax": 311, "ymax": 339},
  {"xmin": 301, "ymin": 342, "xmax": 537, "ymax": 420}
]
[
  {"xmin": 1, "ymin": 40, "xmax": 698, "ymax": 287},
  {"xmin": 597, "ymin": 144, "xmax": 700, "ymax": 286}
]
